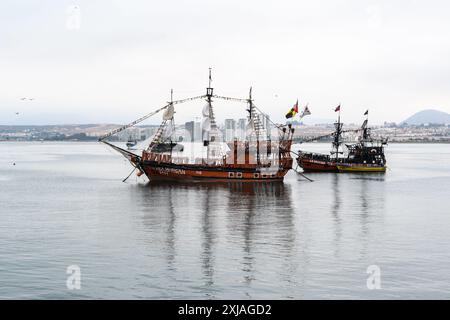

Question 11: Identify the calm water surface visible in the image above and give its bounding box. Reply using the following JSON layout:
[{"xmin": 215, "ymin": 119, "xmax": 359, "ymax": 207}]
[{"xmin": 1, "ymin": 142, "xmax": 450, "ymax": 299}]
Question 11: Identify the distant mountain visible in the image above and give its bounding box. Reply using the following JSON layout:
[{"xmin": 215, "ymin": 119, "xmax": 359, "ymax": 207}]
[{"xmin": 402, "ymin": 109, "xmax": 450, "ymax": 125}]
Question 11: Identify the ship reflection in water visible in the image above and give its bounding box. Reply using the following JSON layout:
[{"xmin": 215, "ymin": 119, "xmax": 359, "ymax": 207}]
[
  {"xmin": 1, "ymin": 142, "xmax": 450, "ymax": 299},
  {"xmin": 133, "ymin": 181, "xmax": 296, "ymax": 298}
]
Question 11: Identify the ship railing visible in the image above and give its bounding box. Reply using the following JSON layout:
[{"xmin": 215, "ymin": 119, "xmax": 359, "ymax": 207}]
[
  {"xmin": 159, "ymin": 154, "xmax": 171, "ymax": 163},
  {"xmin": 158, "ymin": 154, "xmax": 281, "ymax": 167},
  {"xmin": 189, "ymin": 157, "xmax": 225, "ymax": 166},
  {"xmin": 170, "ymin": 156, "xmax": 190, "ymax": 164},
  {"xmin": 299, "ymin": 151, "xmax": 332, "ymax": 162},
  {"xmin": 340, "ymin": 162, "xmax": 385, "ymax": 167},
  {"xmin": 143, "ymin": 152, "xmax": 172, "ymax": 163}
]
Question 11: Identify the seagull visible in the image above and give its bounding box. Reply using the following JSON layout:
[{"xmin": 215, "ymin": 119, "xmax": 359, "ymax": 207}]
[
  {"xmin": 20, "ymin": 97, "xmax": 27, "ymax": 100},
  {"xmin": 15, "ymin": 112, "xmax": 19, "ymax": 115}
]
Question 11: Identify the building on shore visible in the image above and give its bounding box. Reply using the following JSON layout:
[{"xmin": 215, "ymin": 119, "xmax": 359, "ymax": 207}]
[
  {"xmin": 225, "ymin": 119, "xmax": 236, "ymax": 142},
  {"xmin": 237, "ymin": 118, "xmax": 246, "ymax": 141}
]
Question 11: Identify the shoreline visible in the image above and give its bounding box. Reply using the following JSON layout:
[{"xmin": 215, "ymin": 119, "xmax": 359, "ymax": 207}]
[{"xmin": 1, "ymin": 140, "xmax": 450, "ymax": 144}]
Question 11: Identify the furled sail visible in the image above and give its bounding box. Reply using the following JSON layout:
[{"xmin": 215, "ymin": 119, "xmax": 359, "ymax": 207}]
[
  {"xmin": 202, "ymin": 117, "xmax": 211, "ymax": 132},
  {"xmin": 202, "ymin": 102, "xmax": 212, "ymax": 134},
  {"xmin": 202, "ymin": 103, "xmax": 210, "ymax": 117},
  {"xmin": 163, "ymin": 104, "xmax": 175, "ymax": 120}
]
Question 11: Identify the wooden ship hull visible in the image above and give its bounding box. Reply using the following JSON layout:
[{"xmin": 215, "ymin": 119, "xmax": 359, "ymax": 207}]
[
  {"xmin": 298, "ymin": 156, "xmax": 386, "ymax": 173},
  {"xmin": 297, "ymin": 157, "xmax": 338, "ymax": 172},
  {"xmin": 140, "ymin": 161, "xmax": 290, "ymax": 181},
  {"xmin": 298, "ymin": 159, "xmax": 386, "ymax": 172}
]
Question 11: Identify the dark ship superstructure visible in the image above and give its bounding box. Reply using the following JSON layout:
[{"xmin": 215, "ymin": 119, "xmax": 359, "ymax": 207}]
[{"xmin": 297, "ymin": 111, "xmax": 388, "ymax": 172}]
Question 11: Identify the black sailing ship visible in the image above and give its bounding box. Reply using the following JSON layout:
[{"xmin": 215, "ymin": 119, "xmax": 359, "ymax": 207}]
[{"xmin": 296, "ymin": 109, "xmax": 388, "ymax": 172}]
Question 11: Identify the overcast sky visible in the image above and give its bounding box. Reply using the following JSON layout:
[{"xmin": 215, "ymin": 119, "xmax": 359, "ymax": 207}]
[{"xmin": 1, "ymin": 0, "xmax": 449, "ymax": 125}]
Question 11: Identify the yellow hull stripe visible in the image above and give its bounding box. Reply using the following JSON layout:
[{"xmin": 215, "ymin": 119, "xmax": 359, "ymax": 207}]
[{"xmin": 337, "ymin": 166, "xmax": 386, "ymax": 172}]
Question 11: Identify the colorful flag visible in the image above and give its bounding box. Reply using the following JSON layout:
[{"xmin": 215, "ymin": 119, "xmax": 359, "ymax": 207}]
[
  {"xmin": 335, "ymin": 105, "xmax": 341, "ymax": 112},
  {"xmin": 285, "ymin": 100, "xmax": 299, "ymax": 119},
  {"xmin": 364, "ymin": 109, "xmax": 369, "ymax": 115},
  {"xmin": 299, "ymin": 105, "xmax": 311, "ymax": 119},
  {"xmin": 302, "ymin": 105, "xmax": 311, "ymax": 116}
]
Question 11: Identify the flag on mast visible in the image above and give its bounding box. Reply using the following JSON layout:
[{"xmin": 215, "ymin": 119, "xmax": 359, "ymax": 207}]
[
  {"xmin": 303, "ymin": 105, "xmax": 311, "ymax": 116},
  {"xmin": 335, "ymin": 105, "xmax": 341, "ymax": 112},
  {"xmin": 285, "ymin": 100, "xmax": 299, "ymax": 119},
  {"xmin": 364, "ymin": 109, "xmax": 369, "ymax": 116},
  {"xmin": 299, "ymin": 104, "xmax": 311, "ymax": 119}
]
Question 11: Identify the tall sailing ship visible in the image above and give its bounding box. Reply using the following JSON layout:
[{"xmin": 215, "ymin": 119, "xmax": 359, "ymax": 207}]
[
  {"xmin": 100, "ymin": 70, "xmax": 294, "ymax": 181},
  {"xmin": 296, "ymin": 108, "xmax": 388, "ymax": 173}
]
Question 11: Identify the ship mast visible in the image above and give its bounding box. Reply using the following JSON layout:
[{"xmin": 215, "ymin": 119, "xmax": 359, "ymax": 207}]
[
  {"xmin": 246, "ymin": 87, "xmax": 261, "ymax": 165},
  {"xmin": 169, "ymin": 89, "xmax": 174, "ymax": 158},
  {"xmin": 204, "ymin": 68, "xmax": 220, "ymax": 162},
  {"xmin": 206, "ymin": 68, "xmax": 217, "ymax": 131},
  {"xmin": 332, "ymin": 107, "xmax": 343, "ymax": 161},
  {"xmin": 147, "ymin": 89, "xmax": 175, "ymax": 151},
  {"xmin": 362, "ymin": 109, "xmax": 370, "ymax": 142}
]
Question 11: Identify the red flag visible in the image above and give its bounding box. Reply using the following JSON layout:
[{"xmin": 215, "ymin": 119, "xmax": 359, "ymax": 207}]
[{"xmin": 335, "ymin": 105, "xmax": 341, "ymax": 112}]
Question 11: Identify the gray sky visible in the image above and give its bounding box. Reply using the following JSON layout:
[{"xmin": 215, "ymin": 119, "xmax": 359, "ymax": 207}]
[{"xmin": 1, "ymin": 0, "xmax": 449, "ymax": 125}]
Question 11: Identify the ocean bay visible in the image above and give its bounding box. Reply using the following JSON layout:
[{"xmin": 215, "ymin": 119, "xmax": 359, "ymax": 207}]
[{"xmin": 1, "ymin": 142, "xmax": 450, "ymax": 299}]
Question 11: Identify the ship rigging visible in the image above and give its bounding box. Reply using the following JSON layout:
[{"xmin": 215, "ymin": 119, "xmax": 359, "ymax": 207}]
[{"xmin": 99, "ymin": 70, "xmax": 295, "ymax": 181}]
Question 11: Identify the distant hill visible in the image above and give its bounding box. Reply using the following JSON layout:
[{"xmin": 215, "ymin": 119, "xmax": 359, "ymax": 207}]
[{"xmin": 402, "ymin": 109, "xmax": 450, "ymax": 125}]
